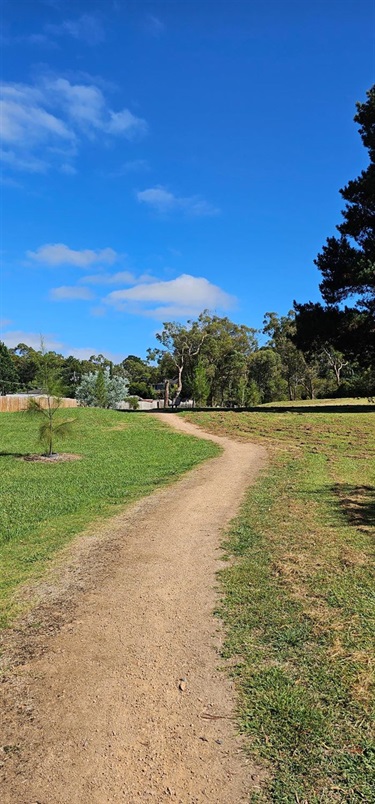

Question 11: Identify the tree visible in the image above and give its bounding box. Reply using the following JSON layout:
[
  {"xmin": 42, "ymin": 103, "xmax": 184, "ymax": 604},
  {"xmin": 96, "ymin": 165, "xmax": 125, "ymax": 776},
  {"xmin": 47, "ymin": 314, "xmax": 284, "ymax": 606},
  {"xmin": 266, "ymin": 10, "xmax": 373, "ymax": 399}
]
[
  {"xmin": 26, "ymin": 341, "xmax": 75, "ymax": 457},
  {"xmin": 95, "ymin": 368, "xmax": 108, "ymax": 408},
  {"xmin": 121, "ymin": 355, "xmax": 157, "ymax": 398},
  {"xmin": 263, "ymin": 311, "xmax": 307, "ymax": 400},
  {"xmin": 200, "ymin": 316, "xmax": 258, "ymax": 406},
  {"xmin": 293, "ymin": 302, "xmax": 356, "ymax": 390},
  {"xmin": 9, "ymin": 343, "xmax": 40, "ymax": 389},
  {"xmin": 295, "ymin": 85, "xmax": 375, "ymax": 368},
  {"xmin": 76, "ymin": 369, "xmax": 129, "ymax": 408},
  {"xmin": 193, "ymin": 360, "xmax": 210, "ymax": 406},
  {"xmin": 106, "ymin": 374, "xmax": 130, "ymax": 409},
  {"xmin": 0, "ymin": 341, "xmax": 19, "ymax": 395},
  {"xmin": 248, "ymin": 349, "xmax": 287, "ymax": 403},
  {"xmin": 150, "ymin": 313, "xmax": 209, "ymax": 405},
  {"xmin": 60, "ymin": 355, "xmax": 85, "ymax": 397},
  {"xmin": 317, "ymin": 86, "xmax": 375, "ymax": 313}
]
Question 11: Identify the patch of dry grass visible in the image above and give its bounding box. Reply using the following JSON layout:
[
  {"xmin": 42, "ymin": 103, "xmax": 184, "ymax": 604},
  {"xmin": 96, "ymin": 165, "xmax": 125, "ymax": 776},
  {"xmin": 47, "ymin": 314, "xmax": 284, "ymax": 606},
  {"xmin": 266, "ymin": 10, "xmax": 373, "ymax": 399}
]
[{"xmin": 183, "ymin": 409, "xmax": 375, "ymax": 802}]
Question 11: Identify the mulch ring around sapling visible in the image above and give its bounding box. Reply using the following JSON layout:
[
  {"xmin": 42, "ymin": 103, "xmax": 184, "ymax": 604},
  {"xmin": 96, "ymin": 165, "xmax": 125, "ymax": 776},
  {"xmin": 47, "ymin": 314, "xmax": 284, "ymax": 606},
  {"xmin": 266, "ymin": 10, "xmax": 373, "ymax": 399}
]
[{"xmin": 21, "ymin": 453, "xmax": 82, "ymax": 463}]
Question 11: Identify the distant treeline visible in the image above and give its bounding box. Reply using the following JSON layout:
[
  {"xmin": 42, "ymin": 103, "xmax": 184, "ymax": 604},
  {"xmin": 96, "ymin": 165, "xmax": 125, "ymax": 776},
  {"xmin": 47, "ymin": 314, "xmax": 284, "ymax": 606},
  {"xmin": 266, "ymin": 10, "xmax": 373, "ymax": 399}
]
[{"xmin": 0, "ymin": 305, "xmax": 373, "ymax": 407}]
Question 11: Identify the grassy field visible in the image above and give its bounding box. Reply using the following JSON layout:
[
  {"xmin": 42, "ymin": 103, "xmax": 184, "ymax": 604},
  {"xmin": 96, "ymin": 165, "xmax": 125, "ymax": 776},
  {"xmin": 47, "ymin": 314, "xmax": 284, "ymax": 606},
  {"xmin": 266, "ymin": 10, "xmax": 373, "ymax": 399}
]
[
  {"xmin": 183, "ymin": 409, "xmax": 375, "ymax": 802},
  {"xmin": 0, "ymin": 407, "xmax": 219, "ymax": 627}
]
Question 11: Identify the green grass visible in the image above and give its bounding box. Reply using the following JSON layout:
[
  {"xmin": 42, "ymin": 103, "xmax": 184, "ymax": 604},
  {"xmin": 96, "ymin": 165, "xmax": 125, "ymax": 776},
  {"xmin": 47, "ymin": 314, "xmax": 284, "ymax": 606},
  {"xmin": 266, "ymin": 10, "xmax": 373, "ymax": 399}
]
[
  {"xmin": 0, "ymin": 407, "xmax": 219, "ymax": 626},
  {"xmin": 183, "ymin": 409, "xmax": 375, "ymax": 802}
]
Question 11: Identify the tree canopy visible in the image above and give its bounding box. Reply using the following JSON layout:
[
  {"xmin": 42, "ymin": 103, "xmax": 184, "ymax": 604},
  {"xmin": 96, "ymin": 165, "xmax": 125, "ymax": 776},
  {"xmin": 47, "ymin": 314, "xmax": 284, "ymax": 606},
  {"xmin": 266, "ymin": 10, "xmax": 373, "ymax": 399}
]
[{"xmin": 295, "ymin": 85, "xmax": 375, "ymax": 368}]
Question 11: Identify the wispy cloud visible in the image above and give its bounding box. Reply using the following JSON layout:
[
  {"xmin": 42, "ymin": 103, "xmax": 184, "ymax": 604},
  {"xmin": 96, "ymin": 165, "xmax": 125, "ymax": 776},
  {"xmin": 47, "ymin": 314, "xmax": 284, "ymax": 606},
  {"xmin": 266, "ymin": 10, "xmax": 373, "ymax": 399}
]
[
  {"xmin": 105, "ymin": 274, "xmax": 235, "ymax": 318},
  {"xmin": 82, "ymin": 270, "xmax": 155, "ymax": 285},
  {"xmin": 0, "ymin": 330, "xmax": 62, "ymax": 351},
  {"xmin": 46, "ymin": 14, "xmax": 105, "ymax": 46},
  {"xmin": 108, "ymin": 159, "xmax": 149, "ymax": 177},
  {"xmin": 1, "ymin": 31, "xmax": 58, "ymax": 48},
  {"xmin": 0, "ymin": 318, "xmax": 12, "ymax": 328},
  {"xmin": 145, "ymin": 14, "xmax": 165, "ymax": 37},
  {"xmin": 27, "ymin": 243, "xmax": 118, "ymax": 267},
  {"xmin": 90, "ymin": 305, "xmax": 107, "ymax": 317},
  {"xmin": 136, "ymin": 186, "xmax": 219, "ymax": 217},
  {"xmin": 3, "ymin": 13, "xmax": 105, "ymax": 48},
  {"xmin": 0, "ymin": 173, "xmax": 24, "ymax": 188},
  {"xmin": 81, "ymin": 271, "xmax": 134, "ymax": 285},
  {"xmin": 49, "ymin": 286, "xmax": 94, "ymax": 301},
  {"xmin": 60, "ymin": 162, "xmax": 77, "ymax": 176},
  {"xmin": 0, "ymin": 328, "xmax": 118, "ymax": 361},
  {"xmin": 0, "ymin": 75, "xmax": 147, "ymax": 174}
]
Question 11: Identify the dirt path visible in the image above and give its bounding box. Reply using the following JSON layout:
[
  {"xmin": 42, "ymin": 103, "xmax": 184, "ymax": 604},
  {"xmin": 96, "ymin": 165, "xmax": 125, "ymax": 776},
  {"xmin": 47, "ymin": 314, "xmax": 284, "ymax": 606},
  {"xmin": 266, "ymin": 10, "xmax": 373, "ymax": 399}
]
[{"xmin": 1, "ymin": 414, "xmax": 267, "ymax": 804}]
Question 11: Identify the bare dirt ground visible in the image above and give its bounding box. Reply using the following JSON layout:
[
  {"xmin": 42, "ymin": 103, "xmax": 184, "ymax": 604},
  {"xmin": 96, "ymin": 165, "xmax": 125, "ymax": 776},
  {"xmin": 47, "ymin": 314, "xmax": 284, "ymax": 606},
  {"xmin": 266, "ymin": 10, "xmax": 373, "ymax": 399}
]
[{"xmin": 1, "ymin": 414, "xmax": 267, "ymax": 804}]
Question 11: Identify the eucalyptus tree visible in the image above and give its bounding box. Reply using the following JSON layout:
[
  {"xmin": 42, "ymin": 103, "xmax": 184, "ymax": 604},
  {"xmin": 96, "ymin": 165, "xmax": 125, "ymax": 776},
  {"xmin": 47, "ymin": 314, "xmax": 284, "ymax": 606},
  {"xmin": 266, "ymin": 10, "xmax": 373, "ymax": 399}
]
[{"xmin": 149, "ymin": 312, "xmax": 210, "ymax": 405}]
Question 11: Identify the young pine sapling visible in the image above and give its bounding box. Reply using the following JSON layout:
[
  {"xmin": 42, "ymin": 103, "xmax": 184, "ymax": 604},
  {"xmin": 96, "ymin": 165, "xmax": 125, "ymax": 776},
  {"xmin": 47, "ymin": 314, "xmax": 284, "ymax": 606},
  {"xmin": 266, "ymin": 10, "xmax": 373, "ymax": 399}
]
[{"xmin": 26, "ymin": 341, "xmax": 76, "ymax": 457}]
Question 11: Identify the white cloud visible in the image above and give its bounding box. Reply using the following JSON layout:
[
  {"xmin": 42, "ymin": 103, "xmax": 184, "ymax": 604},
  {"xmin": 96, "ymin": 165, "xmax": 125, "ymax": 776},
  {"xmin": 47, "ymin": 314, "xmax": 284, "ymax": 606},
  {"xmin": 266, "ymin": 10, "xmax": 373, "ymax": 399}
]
[
  {"xmin": 27, "ymin": 243, "xmax": 118, "ymax": 268},
  {"xmin": 105, "ymin": 109, "xmax": 147, "ymax": 136},
  {"xmin": 0, "ymin": 75, "xmax": 147, "ymax": 175},
  {"xmin": 0, "ymin": 318, "xmax": 12, "ymax": 328},
  {"xmin": 137, "ymin": 186, "xmax": 219, "ymax": 217},
  {"xmin": 0, "ymin": 84, "xmax": 74, "ymax": 147},
  {"xmin": 105, "ymin": 274, "xmax": 235, "ymax": 318},
  {"xmin": 43, "ymin": 76, "xmax": 147, "ymax": 138},
  {"xmin": 49, "ymin": 286, "xmax": 94, "ymax": 301}
]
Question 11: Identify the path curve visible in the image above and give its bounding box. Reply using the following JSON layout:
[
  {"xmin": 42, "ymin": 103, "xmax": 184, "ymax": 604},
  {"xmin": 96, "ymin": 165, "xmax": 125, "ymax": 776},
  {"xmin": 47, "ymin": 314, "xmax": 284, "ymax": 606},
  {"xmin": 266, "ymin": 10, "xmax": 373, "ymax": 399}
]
[{"xmin": 1, "ymin": 414, "xmax": 267, "ymax": 804}]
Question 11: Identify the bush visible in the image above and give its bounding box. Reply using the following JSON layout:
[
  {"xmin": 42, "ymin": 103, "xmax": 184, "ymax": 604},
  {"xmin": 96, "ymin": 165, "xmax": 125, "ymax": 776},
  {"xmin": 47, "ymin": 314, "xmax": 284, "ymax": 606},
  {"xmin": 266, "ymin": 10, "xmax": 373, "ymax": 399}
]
[
  {"xmin": 76, "ymin": 369, "xmax": 129, "ymax": 409},
  {"xmin": 125, "ymin": 396, "xmax": 139, "ymax": 410}
]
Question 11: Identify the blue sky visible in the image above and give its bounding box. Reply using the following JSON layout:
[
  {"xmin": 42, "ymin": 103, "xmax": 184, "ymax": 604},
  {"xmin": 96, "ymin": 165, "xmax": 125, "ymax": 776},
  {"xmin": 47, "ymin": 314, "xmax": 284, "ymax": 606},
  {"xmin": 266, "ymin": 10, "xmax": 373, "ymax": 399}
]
[{"xmin": 0, "ymin": 0, "xmax": 373, "ymax": 361}]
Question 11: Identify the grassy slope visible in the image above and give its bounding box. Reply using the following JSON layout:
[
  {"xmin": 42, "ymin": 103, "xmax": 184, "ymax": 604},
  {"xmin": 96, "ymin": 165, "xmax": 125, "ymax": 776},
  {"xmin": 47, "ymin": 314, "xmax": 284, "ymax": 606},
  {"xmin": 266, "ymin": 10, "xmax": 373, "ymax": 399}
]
[
  {"xmin": 183, "ymin": 410, "xmax": 375, "ymax": 803},
  {"xmin": 0, "ymin": 408, "xmax": 219, "ymax": 626}
]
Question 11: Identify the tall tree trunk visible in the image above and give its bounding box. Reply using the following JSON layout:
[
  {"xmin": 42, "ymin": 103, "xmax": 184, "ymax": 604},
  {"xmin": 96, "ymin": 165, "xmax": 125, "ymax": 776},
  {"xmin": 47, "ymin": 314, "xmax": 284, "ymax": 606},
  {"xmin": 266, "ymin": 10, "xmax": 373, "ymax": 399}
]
[
  {"xmin": 174, "ymin": 363, "xmax": 183, "ymax": 406},
  {"xmin": 164, "ymin": 379, "xmax": 170, "ymax": 408}
]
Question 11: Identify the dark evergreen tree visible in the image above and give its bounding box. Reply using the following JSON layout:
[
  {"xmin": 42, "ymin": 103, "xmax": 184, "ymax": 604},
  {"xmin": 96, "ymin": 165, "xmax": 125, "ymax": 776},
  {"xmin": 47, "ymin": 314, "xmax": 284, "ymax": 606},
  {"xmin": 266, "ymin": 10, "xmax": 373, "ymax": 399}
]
[
  {"xmin": 94, "ymin": 367, "xmax": 108, "ymax": 408},
  {"xmin": 295, "ymin": 86, "xmax": 375, "ymax": 369}
]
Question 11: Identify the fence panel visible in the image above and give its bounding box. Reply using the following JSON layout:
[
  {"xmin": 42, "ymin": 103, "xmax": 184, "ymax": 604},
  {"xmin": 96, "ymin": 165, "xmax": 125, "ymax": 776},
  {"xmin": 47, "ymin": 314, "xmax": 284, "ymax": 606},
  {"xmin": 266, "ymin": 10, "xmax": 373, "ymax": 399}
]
[{"xmin": 0, "ymin": 395, "xmax": 78, "ymax": 413}]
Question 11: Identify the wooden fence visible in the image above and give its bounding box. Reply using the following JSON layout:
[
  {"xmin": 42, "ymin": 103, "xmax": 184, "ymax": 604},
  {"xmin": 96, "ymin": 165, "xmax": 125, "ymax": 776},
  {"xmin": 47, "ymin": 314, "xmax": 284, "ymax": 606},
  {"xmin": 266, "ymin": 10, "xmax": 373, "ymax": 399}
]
[{"xmin": 0, "ymin": 395, "xmax": 78, "ymax": 413}]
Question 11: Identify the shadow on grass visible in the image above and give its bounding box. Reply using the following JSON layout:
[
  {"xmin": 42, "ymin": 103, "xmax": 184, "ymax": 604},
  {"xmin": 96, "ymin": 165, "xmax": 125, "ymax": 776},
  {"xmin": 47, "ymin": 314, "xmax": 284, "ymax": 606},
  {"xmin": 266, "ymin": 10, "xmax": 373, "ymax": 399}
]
[
  {"xmin": 312, "ymin": 483, "xmax": 375, "ymax": 528},
  {"xmin": 139, "ymin": 404, "xmax": 375, "ymax": 415},
  {"xmin": 0, "ymin": 451, "xmax": 26, "ymax": 458},
  {"xmin": 334, "ymin": 483, "xmax": 375, "ymax": 527}
]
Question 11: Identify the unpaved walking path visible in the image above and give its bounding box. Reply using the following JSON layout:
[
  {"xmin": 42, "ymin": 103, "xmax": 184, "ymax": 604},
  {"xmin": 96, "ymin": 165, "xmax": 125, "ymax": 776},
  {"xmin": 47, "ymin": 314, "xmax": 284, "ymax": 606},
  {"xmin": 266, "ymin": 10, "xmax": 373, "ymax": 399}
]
[{"xmin": 1, "ymin": 414, "xmax": 267, "ymax": 804}]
